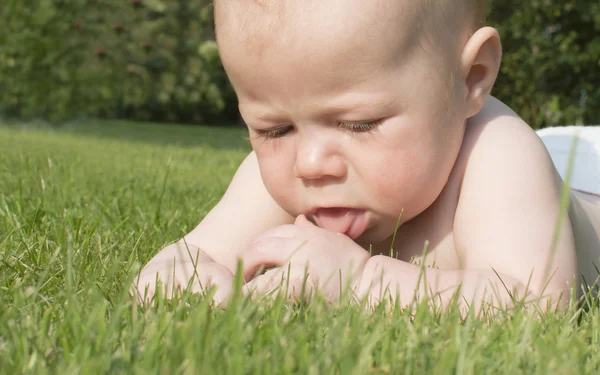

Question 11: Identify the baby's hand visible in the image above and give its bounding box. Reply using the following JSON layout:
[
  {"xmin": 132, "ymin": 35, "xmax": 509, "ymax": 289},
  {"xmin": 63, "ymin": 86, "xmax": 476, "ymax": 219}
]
[
  {"xmin": 132, "ymin": 243, "xmax": 234, "ymax": 306},
  {"xmin": 241, "ymin": 215, "xmax": 371, "ymax": 302}
]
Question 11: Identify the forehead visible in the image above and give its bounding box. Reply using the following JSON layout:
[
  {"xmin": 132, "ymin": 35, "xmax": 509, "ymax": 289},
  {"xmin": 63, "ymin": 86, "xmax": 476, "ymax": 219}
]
[
  {"xmin": 215, "ymin": 0, "xmax": 423, "ymax": 60},
  {"xmin": 215, "ymin": 0, "xmax": 425, "ymax": 99},
  {"xmin": 216, "ymin": 0, "xmax": 416, "ymax": 30}
]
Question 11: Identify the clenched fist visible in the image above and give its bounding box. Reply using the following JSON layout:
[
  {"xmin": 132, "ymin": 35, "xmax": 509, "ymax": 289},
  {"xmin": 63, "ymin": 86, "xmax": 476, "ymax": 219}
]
[{"xmin": 241, "ymin": 215, "xmax": 371, "ymax": 302}]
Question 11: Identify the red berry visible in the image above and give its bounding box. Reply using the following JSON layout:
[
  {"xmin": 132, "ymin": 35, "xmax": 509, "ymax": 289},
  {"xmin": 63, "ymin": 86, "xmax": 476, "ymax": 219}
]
[
  {"xmin": 142, "ymin": 41, "xmax": 152, "ymax": 51},
  {"xmin": 114, "ymin": 23, "xmax": 124, "ymax": 34},
  {"xmin": 96, "ymin": 48, "xmax": 107, "ymax": 58},
  {"xmin": 131, "ymin": 0, "xmax": 142, "ymax": 8}
]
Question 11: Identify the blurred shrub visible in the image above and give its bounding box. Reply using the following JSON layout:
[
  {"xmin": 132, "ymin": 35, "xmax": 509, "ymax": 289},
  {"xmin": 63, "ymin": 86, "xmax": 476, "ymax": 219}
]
[
  {"xmin": 1, "ymin": 1, "xmax": 88, "ymax": 121},
  {"xmin": 0, "ymin": 0, "xmax": 598, "ymax": 127},
  {"xmin": 490, "ymin": 1, "xmax": 600, "ymax": 128},
  {"xmin": 0, "ymin": 0, "xmax": 238, "ymax": 124}
]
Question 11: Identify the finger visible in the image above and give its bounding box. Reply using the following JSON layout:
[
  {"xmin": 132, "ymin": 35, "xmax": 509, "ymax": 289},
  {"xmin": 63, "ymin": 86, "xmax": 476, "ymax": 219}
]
[
  {"xmin": 243, "ymin": 269, "xmax": 283, "ymax": 299},
  {"xmin": 131, "ymin": 277, "xmax": 153, "ymax": 306},
  {"xmin": 294, "ymin": 214, "xmax": 316, "ymax": 228},
  {"xmin": 241, "ymin": 237, "xmax": 306, "ymax": 280},
  {"xmin": 244, "ymin": 267, "xmax": 317, "ymax": 302},
  {"xmin": 210, "ymin": 282, "xmax": 233, "ymax": 308}
]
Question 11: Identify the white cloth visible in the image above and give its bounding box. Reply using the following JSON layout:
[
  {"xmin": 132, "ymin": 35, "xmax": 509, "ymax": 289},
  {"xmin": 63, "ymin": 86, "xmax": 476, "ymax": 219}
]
[{"xmin": 537, "ymin": 126, "xmax": 600, "ymax": 196}]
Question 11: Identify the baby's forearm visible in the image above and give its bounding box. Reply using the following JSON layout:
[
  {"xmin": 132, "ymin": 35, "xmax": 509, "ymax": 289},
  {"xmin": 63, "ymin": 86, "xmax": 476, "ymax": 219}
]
[{"xmin": 356, "ymin": 256, "xmax": 566, "ymax": 313}]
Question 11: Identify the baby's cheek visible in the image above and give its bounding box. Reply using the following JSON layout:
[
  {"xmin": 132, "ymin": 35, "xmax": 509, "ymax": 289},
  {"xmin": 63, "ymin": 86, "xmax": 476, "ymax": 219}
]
[
  {"xmin": 368, "ymin": 163, "xmax": 429, "ymax": 220},
  {"xmin": 260, "ymin": 165, "xmax": 300, "ymax": 213},
  {"xmin": 369, "ymin": 165, "xmax": 409, "ymax": 202}
]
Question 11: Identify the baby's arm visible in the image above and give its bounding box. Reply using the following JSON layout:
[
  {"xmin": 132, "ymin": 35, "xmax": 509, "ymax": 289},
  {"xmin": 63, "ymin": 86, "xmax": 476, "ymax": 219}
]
[
  {"xmin": 134, "ymin": 151, "xmax": 294, "ymax": 301},
  {"xmin": 181, "ymin": 151, "xmax": 294, "ymax": 272},
  {"xmin": 360, "ymin": 99, "xmax": 577, "ymax": 311},
  {"xmin": 357, "ymin": 259, "xmax": 539, "ymax": 311}
]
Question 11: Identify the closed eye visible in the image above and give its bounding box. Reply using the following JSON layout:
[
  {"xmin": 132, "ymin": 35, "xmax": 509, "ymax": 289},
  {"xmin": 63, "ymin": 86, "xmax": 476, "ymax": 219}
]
[
  {"xmin": 253, "ymin": 126, "xmax": 294, "ymax": 139},
  {"xmin": 252, "ymin": 119, "xmax": 383, "ymax": 139},
  {"xmin": 338, "ymin": 119, "xmax": 384, "ymax": 134}
]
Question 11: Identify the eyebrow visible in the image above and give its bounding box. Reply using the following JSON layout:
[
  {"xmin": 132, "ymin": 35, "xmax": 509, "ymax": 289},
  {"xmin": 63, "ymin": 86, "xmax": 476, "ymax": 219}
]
[{"xmin": 241, "ymin": 92, "xmax": 398, "ymax": 123}]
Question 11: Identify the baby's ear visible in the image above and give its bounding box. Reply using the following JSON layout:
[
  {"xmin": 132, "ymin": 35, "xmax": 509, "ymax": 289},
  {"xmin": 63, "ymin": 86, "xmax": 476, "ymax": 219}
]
[{"xmin": 460, "ymin": 27, "xmax": 502, "ymax": 118}]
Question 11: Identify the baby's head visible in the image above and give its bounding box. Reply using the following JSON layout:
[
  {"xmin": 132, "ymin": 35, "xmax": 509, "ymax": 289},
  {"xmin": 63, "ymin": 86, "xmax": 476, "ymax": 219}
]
[{"xmin": 214, "ymin": 0, "xmax": 501, "ymax": 246}]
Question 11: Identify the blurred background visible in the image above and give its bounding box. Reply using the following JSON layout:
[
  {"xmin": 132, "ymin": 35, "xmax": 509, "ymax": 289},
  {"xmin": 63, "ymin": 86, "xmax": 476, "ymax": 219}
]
[{"xmin": 0, "ymin": 0, "xmax": 598, "ymax": 129}]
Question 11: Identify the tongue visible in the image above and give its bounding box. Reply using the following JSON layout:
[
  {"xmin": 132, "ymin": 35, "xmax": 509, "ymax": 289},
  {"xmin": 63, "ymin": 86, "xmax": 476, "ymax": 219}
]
[{"xmin": 314, "ymin": 208, "xmax": 358, "ymax": 234}]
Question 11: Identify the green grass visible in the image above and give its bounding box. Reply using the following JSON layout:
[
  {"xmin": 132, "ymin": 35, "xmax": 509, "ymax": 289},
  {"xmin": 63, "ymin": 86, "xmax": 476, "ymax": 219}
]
[{"xmin": 2, "ymin": 120, "xmax": 600, "ymax": 374}]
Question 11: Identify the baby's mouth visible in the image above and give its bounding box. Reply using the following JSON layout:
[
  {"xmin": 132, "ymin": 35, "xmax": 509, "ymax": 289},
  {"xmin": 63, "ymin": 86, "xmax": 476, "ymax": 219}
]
[{"xmin": 312, "ymin": 208, "xmax": 368, "ymax": 240}]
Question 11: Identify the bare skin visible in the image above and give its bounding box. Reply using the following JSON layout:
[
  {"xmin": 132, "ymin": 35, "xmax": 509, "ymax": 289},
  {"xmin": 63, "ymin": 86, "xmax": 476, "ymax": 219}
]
[{"xmin": 133, "ymin": 0, "xmax": 599, "ymax": 311}]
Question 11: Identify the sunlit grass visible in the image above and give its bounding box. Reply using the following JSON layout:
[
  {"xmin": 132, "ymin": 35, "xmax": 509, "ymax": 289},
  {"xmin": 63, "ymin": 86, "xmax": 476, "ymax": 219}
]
[{"xmin": 2, "ymin": 121, "xmax": 600, "ymax": 373}]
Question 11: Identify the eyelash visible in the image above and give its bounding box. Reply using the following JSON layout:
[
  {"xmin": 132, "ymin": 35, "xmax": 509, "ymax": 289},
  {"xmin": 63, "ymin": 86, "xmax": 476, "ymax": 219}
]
[
  {"xmin": 254, "ymin": 126, "xmax": 294, "ymax": 139},
  {"xmin": 339, "ymin": 119, "xmax": 384, "ymax": 134},
  {"xmin": 254, "ymin": 119, "xmax": 384, "ymax": 140}
]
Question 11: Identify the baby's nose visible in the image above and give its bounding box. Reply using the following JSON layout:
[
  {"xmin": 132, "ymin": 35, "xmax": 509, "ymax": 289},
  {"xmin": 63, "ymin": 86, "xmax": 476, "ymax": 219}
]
[{"xmin": 293, "ymin": 137, "xmax": 347, "ymax": 180}]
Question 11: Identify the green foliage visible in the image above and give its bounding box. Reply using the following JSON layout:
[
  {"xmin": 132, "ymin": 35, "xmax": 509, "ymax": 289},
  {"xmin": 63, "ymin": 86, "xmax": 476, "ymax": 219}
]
[
  {"xmin": 0, "ymin": 0, "xmax": 237, "ymax": 124},
  {"xmin": 0, "ymin": 1, "xmax": 599, "ymax": 127},
  {"xmin": 0, "ymin": 0, "xmax": 88, "ymax": 121},
  {"xmin": 490, "ymin": 1, "xmax": 600, "ymax": 128}
]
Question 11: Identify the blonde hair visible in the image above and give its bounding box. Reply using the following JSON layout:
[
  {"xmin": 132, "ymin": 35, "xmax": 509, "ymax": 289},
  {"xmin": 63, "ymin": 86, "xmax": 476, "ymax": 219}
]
[
  {"xmin": 215, "ymin": 0, "xmax": 488, "ymax": 32},
  {"xmin": 475, "ymin": 0, "xmax": 488, "ymax": 28},
  {"xmin": 422, "ymin": 0, "xmax": 488, "ymax": 33},
  {"xmin": 213, "ymin": 0, "xmax": 488, "ymax": 103},
  {"xmin": 214, "ymin": 0, "xmax": 489, "ymax": 63}
]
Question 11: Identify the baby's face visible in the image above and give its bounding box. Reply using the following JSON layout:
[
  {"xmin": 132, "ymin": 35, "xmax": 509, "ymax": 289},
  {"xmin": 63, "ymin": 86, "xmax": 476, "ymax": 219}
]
[{"xmin": 216, "ymin": 0, "xmax": 470, "ymax": 246}]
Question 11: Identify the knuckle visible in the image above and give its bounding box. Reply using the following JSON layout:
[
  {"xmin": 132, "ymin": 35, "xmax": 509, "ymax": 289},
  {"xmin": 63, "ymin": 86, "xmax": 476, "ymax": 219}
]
[{"xmin": 249, "ymin": 240, "xmax": 267, "ymax": 256}]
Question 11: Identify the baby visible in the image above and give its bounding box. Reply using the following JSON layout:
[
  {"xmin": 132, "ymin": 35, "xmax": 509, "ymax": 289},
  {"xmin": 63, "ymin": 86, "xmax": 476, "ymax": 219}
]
[{"xmin": 134, "ymin": 0, "xmax": 600, "ymax": 311}]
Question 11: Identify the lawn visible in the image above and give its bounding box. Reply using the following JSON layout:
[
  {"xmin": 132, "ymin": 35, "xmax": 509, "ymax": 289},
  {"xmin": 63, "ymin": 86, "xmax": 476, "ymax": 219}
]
[{"xmin": 1, "ymin": 120, "xmax": 600, "ymax": 374}]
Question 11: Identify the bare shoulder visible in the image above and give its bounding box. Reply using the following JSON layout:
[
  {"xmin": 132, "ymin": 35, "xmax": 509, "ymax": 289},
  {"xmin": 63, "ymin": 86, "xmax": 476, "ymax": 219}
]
[
  {"xmin": 461, "ymin": 96, "xmax": 552, "ymax": 166},
  {"xmin": 453, "ymin": 96, "xmax": 577, "ymax": 297},
  {"xmin": 183, "ymin": 151, "xmax": 294, "ymax": 272},
  {"xmin": 457, "ymin": 96, "xmax": 560, "ymax": 195},
  {"xmin": 456, "ymin": 97, "xmax": 561, "ymax": 215}
]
